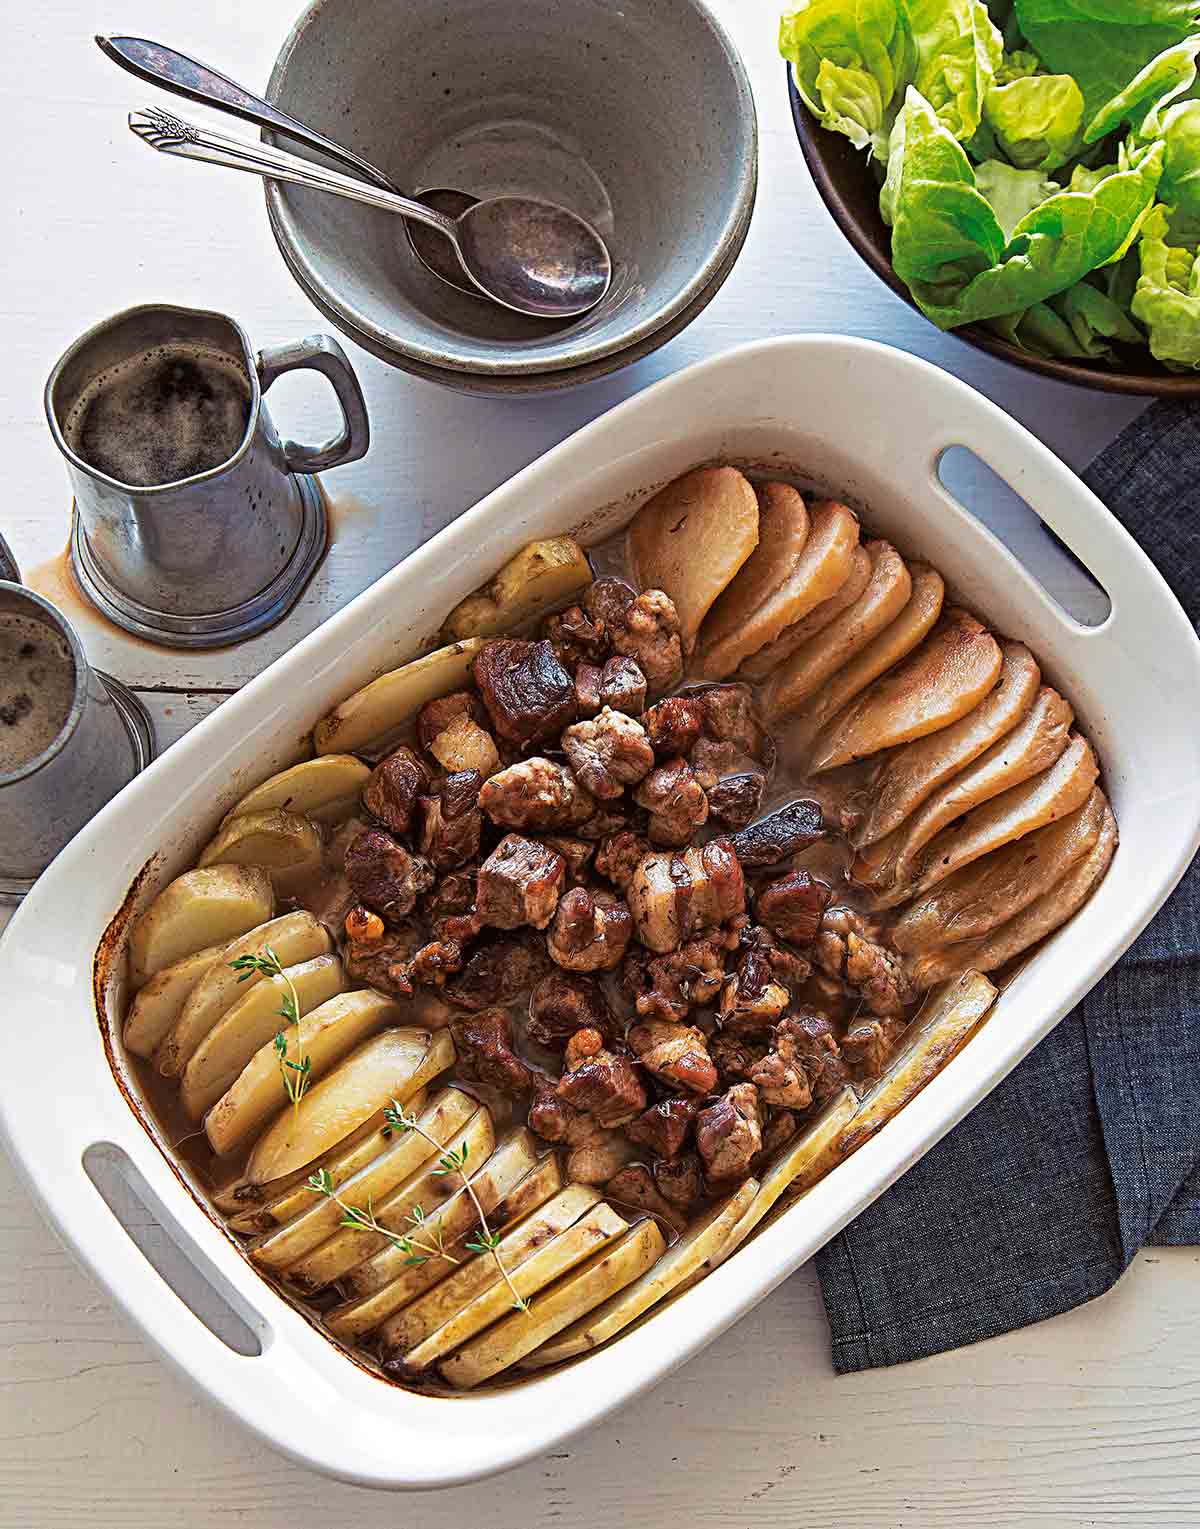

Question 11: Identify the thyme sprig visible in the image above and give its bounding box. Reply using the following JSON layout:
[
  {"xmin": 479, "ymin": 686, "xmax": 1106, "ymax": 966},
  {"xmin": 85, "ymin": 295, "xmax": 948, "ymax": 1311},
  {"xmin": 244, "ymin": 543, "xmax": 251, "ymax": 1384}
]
[
  {"xmin": 306, "ymin": 1168, "xmax": 460, "ymax": 1268},
  {"xmin": 228, "ymin": 944, "xmax": 311, "ymax": 1115}
]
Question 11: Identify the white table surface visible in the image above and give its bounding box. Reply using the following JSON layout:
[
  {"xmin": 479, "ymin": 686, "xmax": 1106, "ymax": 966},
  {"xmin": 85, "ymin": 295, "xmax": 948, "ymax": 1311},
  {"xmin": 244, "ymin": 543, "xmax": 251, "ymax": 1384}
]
[{"xmin": 3, "ymin": 1, "xmax": 1196, "ymax": 1524}]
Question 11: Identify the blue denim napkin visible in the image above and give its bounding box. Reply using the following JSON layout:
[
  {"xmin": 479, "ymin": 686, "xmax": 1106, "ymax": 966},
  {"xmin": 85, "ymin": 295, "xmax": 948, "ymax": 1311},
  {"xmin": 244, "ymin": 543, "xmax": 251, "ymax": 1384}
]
[{"xmin": 815, "ymin": 401, "xmax": 1200, "ymax": 1372}]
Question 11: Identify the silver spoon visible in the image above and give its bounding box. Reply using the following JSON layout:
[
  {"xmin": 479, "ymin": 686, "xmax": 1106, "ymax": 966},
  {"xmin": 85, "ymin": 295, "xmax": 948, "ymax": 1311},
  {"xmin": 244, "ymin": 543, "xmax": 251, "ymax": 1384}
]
[{"xmin": 129, "ymin": 107, "xmax": 612, "ymax": 319}]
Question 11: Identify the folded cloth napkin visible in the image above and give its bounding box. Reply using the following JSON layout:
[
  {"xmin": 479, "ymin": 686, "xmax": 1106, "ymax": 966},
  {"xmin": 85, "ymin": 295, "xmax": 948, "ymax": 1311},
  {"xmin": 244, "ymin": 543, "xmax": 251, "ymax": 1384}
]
[{"xmin": 815, "ymin": 400, "xmax": 1200, "ymax": 1373}]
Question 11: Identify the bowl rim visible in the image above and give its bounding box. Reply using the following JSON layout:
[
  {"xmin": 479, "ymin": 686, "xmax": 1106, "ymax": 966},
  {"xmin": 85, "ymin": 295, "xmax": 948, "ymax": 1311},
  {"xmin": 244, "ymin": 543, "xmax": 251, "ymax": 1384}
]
[
  {"xmin": 260, "ymin": 0, "xmax": 758, "ymax": 378},
  {"xmin": 785, "ymin": 64, "xmax": 1200, "ymax": 399}
]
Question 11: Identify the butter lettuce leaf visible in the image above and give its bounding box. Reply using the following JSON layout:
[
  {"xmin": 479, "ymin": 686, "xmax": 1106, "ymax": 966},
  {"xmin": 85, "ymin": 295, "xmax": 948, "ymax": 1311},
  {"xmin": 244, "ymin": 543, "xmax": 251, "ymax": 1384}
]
[
  {"xmin": 1130, "ymin": 202, "xmax": 1200, "ymax": 365},
  {"xmin": 983, "ymin": 72, "xmax": 1084, "ymax": 167},
  {"xmin": 1084, "ymin": 37, "xmax": 1200, "ymax": 142},
  {"xmin": 906, "ymin": 0, "xmax": 1005, "ymax": 139},
  {"xmin": 974, "ymin": 159, "xmax": 1060, "ymax": 235},
  {"xmin": 780, "ymin": 0, "xmax": 915, "ymax": 156}
]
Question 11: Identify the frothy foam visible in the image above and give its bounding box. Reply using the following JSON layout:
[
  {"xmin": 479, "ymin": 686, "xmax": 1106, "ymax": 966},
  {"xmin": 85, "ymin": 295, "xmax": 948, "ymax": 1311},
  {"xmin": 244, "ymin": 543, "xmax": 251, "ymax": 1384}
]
[{"xmin": 0, "ymin": 613, "xmax": 75, "ymax": 774}]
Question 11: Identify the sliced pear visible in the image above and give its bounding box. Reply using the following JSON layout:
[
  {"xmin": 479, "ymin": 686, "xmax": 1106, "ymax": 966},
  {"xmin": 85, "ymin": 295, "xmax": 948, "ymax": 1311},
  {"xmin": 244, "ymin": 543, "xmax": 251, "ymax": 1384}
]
[
  {"xmin": 742, "ymin": 543, "xmax": 872, "ymax": 677},
  {"xmin": 196, "ymin": 808, "xmax": 323, "ymax": 893},
  {"xmin": 204, "ymin": 994, "xmax": 411, "ymax": 1157},
  {"xmin": 313, "ymin": 639, "xmax": 486, "ymax": 756},
  {"xmin": 249, "ymin": 1085, "xmax": 476, "ymax": 1271},
  {"xmin": 894, "ymin": 788, "xmax": 1106, "ymax": 955},
  {"xmin": 881, "ymin": 732, "xmax": 1098, "ymax": 910},
  {"xmin": 856, "ymin": 641, "xmax": 1040, "ymax": 848},
  {"xmin": 123, "ymin": 944, "xmax": 223, "ymax": 1058},
  {"xmin": 908, "ymin": 804, "xmax": 1117, "ymax": 989},
  {"xmin": 403, "ymin": 1201, "xmax": 629, "ymax": 1372},
  {"xmin": 523, "ymin": 1178, "xmax": 757, "ymax": 1367},
  {"xmin": 378, "ymin": 1181, "xmax": 595, "ymax": 1358},
  {"xmin": 323, "ymin": 1128, "xmax": 545, "ymax": 1341},
  {"xmin": 839, "ymin": 971, "xmax": 999, "ymax": 1154},
  {"xmin": 855, "ymin": 685, "xmax": 1074, "ymax": 899},
  {"xmin": 245, "ymin": 1028, "xmax": 455, "ymax": 1187},
  {"xmin": 442, "ymin": 537, "xmax": 592, "ymax": 641},
  {"xmin": 627, "ymin": 466, "xmax": 760, "ymax": 653},
  {"xmin": 180, "ymin": 955, "xmax": 347, "ymax": 1121},
  {"xmin": 155, "ymin": 910, "xmax": 331, "ymax": 1078},
  {"xmin": 809, "ymin": 609, "xmax": 1003, "ymax": 773},
  {"xmin": 128, "ymin": 866, "xmax": 275, "ymax": 989},
  {"xmin": 760, "ymin": 542, "xmax": 917, "ymax": 718},
  {"xmin": 222, "ymin": 755, "xmax": 371, "ymax": 827}
]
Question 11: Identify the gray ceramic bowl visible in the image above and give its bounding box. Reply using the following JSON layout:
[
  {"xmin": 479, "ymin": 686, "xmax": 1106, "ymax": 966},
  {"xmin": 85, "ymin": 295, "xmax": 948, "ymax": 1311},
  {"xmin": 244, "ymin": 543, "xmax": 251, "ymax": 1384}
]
[{"xmin": 264, "ymin": 0, "xmax": 757, "ymax": 386}]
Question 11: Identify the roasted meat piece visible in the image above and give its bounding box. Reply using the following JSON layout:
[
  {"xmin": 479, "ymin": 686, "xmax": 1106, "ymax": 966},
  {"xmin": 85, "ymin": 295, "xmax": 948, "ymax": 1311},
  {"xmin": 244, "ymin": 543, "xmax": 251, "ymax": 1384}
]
[
  {"xmin": 473, "ymin": 638, "xmax": 576, "ymax": 746},
  {"xmin": 627, "ymin": 839, "xmax": 746, "ymax": 953},
  {"xmin": 758, "ymin": 1110, "xmax": 798, "ymax": 1164},
  {"xmin": 344, "ymin": 827, "xmax": 435, "ymax": 921},
  {"xmin": 404, "ymin": 938, "xmax": 466, "ymax": 987},
  {"xmin": 416, "ymin": 691, "xmax": 487, "ymax": 751},
  {"xmin": 444, "ymin": 934, "xmax": 549, "ymax": 1011},
  {"xmin": 696, "ymin": 683, "xmax": 773, "ymax": 761},
  {"xmin": 719, "ymin": 945, "xmax": 790, "ymax": 1033},
  {"xmin": 710, "ymin": 1029, "xmax": 764, "ymax": 1084},
  {"xmin": 775, "ymin": 1011, "xmax": 850, "ymax": 1103},
  {"xmin": 574, "ymin": 656, "xmax": 647, "ymax": 719},
  {"xmin": 556, "ymin": 1029, "xmax": 647, "ymax": 1127},
  {"xmin": 362, "ymin": 745, "xmax": 431, "ymax": 837},
  {"xmin": 625, "ymin": 938, "xmax": 725, "ymax": 1023},
  {"xmin": 540, "ymin": 835, "xmax": 595, "ymax": 884},
  {"xmin": 629, "ymin": 1019, "xmax": 718, "ymax": 1094},
  {"xmin": 566, "ymin": 1126, "xmax": 638, "ymax": 1186},
  {"xmin": 547, "ymin": 887, "xmax": 633, "ymax": 971},
  {"xmin": 342, "ymin": 906, "xmax": 419, "ymax": 996},
  {"xmin": 561, "ymin": 707, "xmax": 655, "ymax": 800},
  {"xmin": 476, "ymin": 833, "xmax": 565, "ymax": 931},
  {"xmin": 634, "ymin": 756, "xmax": 709, "ymax": 846},
  {"xmin": 585, "ymin": 581, "xmax": 684, "ymax": 692},
  {"xmin": 624, "ymin": 1096, "xmax": 698, "ymax": 1160},
  {"xmin": 748, "ymin": 1025, "xmax": 815, "ymax": 1110},
  {"xmin": 696, "ymin": 1082, "xmax": 763, "ymax": 1184},
  {"xmin": 594, "ymin": 829, "xmax": 651, "ymax": 892},
  {"xmin": 527, "ymin": 971, "xmax": 612, "ymax": 1048},
  {"xmin": 451, "ymin": 1008, "xmax": 536, "ymax": 1095},
  {"xmin": 415, "ymin": 769, "xmax": 484, "ymax": 871},
  {"xmin": 544, "ymin": 604, "xmax": 608, "ymax": 667},
  {"xmin": 642, "ymin": 693, "xmax": 707, "ymax": 755},
  {"xmin": 605, "ymin": 1163, "xmax": 688, "ymax": 1234},
  {"xmin": 479, "ymin": 756, "xmax": 595, "ymax": 832},
  {"xmin": 813, "ymin": 908, "xmax": 914, "ymax": 1018},
  {"xmin": 756, "ymin": 870, "xmax": 833, "ymax": 946},
  {"xmin": 582, "ymin": 576, "xmax": 637, "ymax": 627},
  {"xmin": 427, "ymin": 712, "xmax": 501, "ymax": 779},
  {"xmin": 652, "ymin": 1150, "xmax": 703, "ymax": 1213},
  {"xmin": 729, "ymin": 799, "xmax": 826, "ymax": 868},
  {"xmin": 841, "ymin": 1015, "xmax": 908, "ymax": 1081},
  {"xmin": 706, "ymin": 771, "xmax": 765, "ymax": 828}
]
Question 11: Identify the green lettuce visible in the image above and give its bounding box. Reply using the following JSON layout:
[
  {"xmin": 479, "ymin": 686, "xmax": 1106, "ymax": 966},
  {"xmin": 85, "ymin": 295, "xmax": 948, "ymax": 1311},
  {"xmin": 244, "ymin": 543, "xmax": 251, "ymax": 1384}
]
[
  {"xmin": 907, "ymin": 0, "xmax": 1005, "ymax": 139},
  {"xmin": 983, "ymin": 71, "xmax": 1084, "ymax": 167},
  {"xmin": 780, "ymin": 1, "xmax": 915, "ymax": 156},
  {"xmin": 1130, "ymin": 201, "xmax": 1200, "ymax": 365},
  {"xmin": 974, "ymin": 159, "xmax": 1060, "ymax": 235},
  {"xmin": 1084, "ymin": 37, "xmax": 1200, "ymax": 142}
]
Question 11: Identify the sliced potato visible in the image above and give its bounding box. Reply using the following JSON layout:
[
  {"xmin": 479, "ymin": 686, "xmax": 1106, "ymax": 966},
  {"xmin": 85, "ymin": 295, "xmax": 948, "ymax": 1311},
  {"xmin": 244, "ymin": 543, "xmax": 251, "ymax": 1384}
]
[
  {"xmin": 525, "ymin": 1178, "xmax": 758, "ymax": 1367},
  {"xmin": 839, "ymin": 970, "xmax": 998, "ymax": 1154},
  {"xmin": 809, "ymin": 609, "xmax": 1003, "ymax": 773},
  {"xmin": 627, "ymin": 466, "xmax": 760, "ymax": 653},
  {"xmin": 204, "ymin": 994, "xmax": 411, "ymax": 1158},
  {"xmin": 246, "ymin": 1027, "xmax": 455, "ymax": 1187},
  {"xmin": 180, "ymin": 955, "xmax": 347, "ymax": 1121},
  {"xmin": 323, "ymin": 1128, "xmax": 543, "ymax": 1341},
  {"xmin": 747, "ymin": 542, "xmax": 872, "ymax": 668},
  {"xmin": 155, "ymin": 910, "xmax": 331, "ymax": 1078},
  {"xmin": 909, "ymin": 804, "xmax": 1117, "ymax": 989},
  {"xmin": 196, "ymin": 809, "xmax": 323, "ymax": 892},
  {"xmin": 222, "ymin": 755, "xmax": 371, "ymax": 827},
  {"xmin": 490, "ymin": 1153, "xmax": 565, "ymax": 1232},
  {"xmin": 428, "ymin": 712, "xmax": 501, "ymax": 778},
  {"xmin": 128, "ymin": 865, "xmax": 275, "ymax": 989},
  {"xmin": 855, "ymin": 640, "xmax": 1040, "ymax": 848},
  {"xmin": 442, "ymin": 537, "xmax": 592, "ymax": 641},
  {"xmin": 403, "ymin": 1201, "xmax": 629, "ymax": 1372},
  {"xmin": 123, "ymin": 944, "xmax": 224, "ymax": 1058},
  {"xmin": 313, "ymin": 639, "xmax": 486, "ymax": 756},
  {"xmin": 249, "ymin": 1085, "xmax": 476, "ymax": 1271}
]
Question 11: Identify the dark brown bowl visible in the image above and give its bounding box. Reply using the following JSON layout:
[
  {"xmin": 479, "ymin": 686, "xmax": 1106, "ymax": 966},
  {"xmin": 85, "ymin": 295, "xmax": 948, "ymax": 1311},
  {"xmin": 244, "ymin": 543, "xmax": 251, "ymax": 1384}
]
[{"xmin": 786, "ymin": 65, "xmax": 1200, "ymax": 397}]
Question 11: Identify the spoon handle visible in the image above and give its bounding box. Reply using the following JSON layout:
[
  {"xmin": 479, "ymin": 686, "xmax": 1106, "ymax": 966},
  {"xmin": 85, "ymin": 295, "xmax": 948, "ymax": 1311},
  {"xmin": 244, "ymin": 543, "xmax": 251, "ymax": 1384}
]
[
  {"xmin": 98, "ymin": 35, "xmax": 399, "ymax": 193},
  {"xmin": 127, "ymin": 108, "xmax": 459, "ymax": 237}
]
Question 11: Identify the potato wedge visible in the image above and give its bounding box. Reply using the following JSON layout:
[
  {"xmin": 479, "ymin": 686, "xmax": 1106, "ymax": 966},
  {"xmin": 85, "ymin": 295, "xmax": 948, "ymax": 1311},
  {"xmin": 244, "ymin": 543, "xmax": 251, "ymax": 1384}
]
[
  {"xmin": 809, "ymin": 609, "xmax": 1002, "ymax": 773},
  {"xmin": 627, "ymin": 466, "xmax": 759, "ymax": 653},
  {"xmin": 378, "ymin": 1180, "xmax": 593, "ymax": 1357},
  {"xmin": 403, "ymin": 1201, "xmax": 628, "ymax": 1372},
  {"xmin": 855, "ymin": 641, "xmax": 1040, "ymax": 848},
  {"xmin": 313, "ymin": 639, "xmax": 486, "ymax": 756},
  {"xmin": 246, "ymin": 1027, "xmax": 455, "ymax": 1187},
  {"xmin": 196, "ymin": 808, "xmax": 322, "ymax": 893},
  {"xmin": 323, "ymin": 1128, "xmax": 544, "ymax": 1341},
  {"xmin": 745, "ymin": 543, "xmax": 872, "ymax": 669},
  {"xmin": 758, "ymin": 541, "xmax": 914, "ymax": 714},
  {"xmin": 856, "ymin": 685, "xmax": 1075, "ymax": 898},
  {"xmin": 525, "ymin": 1178, "xmax": 757, "ymax": 1367},
  {"xmin": 123, "ymin": 944, "xmax": 224, "ymax": 1058},
  {"xmin": 222, "ymin": 755, "xmax": 371, "ymax": 827},
  {"xmin": 249, "ymin": 1085, "xmax": 476, "ymax": 1271},
  {"xmin": 839, "ymin": 970, "xmax": 999, "ymax": 1154},
  {"xmin": 204, "ymin": 994, "xmax": 411, "ymax": 1157},
  {"xmin": 696, "ymin": 483, "xmax": 811, "ymax": 677},
  {"xmin": 909, "ymin": 804, "xmax": 1117, "ymax": 989},
  {"xmin": 894, "ymin": 788, "xmax": 1106, "ymax": 955},
  {"xmin": 155, "ymin": 910, "xmax": 331, "ymax": 1078},
  {"xmin": 128, "ymin": 865, "xmax": 275, "ymax": 989},
  {"xmin": 180, "ymin": 955, "xmax": 347, "ymax": 1121},
  {"xmin": 442, "ymin": 537, "xmax": 592, "ymax": 641},
  {"xmin": 428, "ymin": 712, "xmax": 501, "ymax": 778}
]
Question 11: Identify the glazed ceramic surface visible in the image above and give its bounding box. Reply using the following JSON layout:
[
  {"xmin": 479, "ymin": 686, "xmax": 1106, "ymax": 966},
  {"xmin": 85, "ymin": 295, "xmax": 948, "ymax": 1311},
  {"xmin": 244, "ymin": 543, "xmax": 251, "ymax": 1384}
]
[
  {"xmin": 2, "ymin": 338, "xmax": 1197, "ymax": 1488},
  {"xmin": 264, "ymin": 0, "xmax": 757, "ymax": 380}
]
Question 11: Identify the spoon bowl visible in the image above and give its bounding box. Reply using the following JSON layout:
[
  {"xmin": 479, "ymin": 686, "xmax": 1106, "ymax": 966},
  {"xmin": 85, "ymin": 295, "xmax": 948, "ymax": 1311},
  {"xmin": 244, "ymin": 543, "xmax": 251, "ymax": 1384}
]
[{"xmin": 454, "ymin": 196, "xmax": 611, "ymax": 317}]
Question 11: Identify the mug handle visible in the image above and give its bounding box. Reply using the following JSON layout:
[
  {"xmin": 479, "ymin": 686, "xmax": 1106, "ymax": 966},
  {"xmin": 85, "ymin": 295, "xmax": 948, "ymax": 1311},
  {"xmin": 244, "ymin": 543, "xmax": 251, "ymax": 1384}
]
[{"xmin": 256, "ymin": 334, "xmax": 370, "ymax": 474}]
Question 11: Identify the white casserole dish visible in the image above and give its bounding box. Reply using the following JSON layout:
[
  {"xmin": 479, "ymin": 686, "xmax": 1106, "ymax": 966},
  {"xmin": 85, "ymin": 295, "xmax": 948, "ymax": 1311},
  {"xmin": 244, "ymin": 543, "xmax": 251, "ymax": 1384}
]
[{"xmin": 2, "ymin": 336, "xmax": 1198, "ymax": 1489}]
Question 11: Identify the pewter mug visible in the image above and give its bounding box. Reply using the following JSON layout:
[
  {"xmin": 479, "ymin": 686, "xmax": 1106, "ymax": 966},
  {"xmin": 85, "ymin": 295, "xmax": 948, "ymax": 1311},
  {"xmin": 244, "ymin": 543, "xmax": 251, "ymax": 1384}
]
[{"xmin": 44, "ymin": 303, "xmax": 369, "ymax": 647}]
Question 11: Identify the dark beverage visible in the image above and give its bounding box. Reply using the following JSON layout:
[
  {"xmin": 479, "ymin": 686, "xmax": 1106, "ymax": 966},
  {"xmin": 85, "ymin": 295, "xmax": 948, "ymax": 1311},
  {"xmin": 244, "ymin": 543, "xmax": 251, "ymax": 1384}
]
[
  {"xmin": 63, "ymin": 344, "xmax": 252, "ymax": 487},
  {"xmin": 0, "ymin": 613, "xmax": 75, "ymax": 775}
]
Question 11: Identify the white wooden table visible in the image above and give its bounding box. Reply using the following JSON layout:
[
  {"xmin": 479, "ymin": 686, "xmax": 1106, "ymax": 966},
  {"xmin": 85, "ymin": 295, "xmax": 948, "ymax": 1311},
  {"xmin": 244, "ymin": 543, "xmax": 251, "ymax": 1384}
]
[{"xmin": 3, "ymin": 2, "xmax": 1196, "ymax": 1524}]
